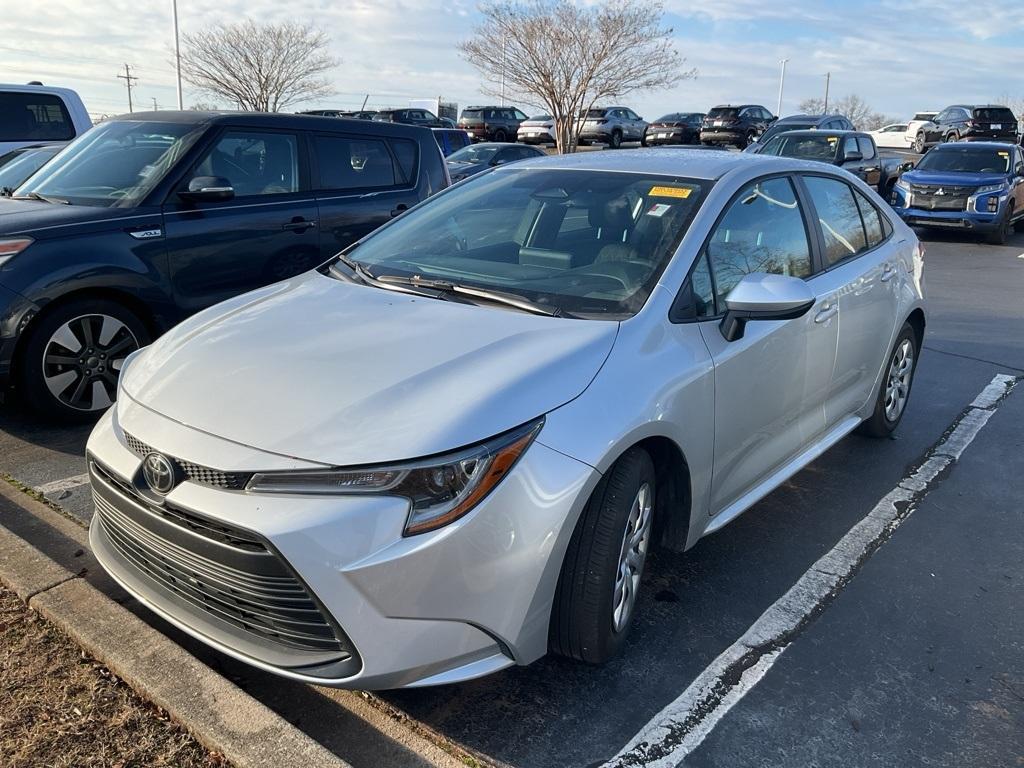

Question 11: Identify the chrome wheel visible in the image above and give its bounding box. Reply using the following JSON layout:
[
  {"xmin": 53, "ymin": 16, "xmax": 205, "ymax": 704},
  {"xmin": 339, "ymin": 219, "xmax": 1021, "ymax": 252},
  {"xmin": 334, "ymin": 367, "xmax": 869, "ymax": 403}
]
[
  {"xmin": 612, "ymin": 482, "xmax": 653, "ymax": 633},
  {"xmin": 42, "ymin": 314, "xmax": 139, "ymax": 412},
  {"xmin": 884, "ymin": 338, "xmax": 914, "ymax": 422}
]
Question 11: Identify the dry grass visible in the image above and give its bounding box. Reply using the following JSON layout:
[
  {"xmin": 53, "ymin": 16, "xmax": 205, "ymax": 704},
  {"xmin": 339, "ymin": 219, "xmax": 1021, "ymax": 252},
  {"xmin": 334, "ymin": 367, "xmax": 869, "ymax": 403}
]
[{"xmin": 0, "ymin": 586, "xmax": 227, "ymax": 768}]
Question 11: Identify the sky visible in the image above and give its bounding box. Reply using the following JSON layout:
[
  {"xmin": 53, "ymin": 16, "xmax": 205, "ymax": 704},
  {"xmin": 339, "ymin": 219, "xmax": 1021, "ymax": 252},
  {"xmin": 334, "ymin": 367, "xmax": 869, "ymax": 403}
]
[{"xmin": 2, "ymin": 0, "xmax": 1022, "ymax": 122}]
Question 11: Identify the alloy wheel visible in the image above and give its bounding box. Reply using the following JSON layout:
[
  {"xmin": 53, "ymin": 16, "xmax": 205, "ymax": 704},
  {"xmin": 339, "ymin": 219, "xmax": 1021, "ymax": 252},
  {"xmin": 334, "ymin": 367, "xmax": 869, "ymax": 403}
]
[
  {"xmin": 884, "ymin": 338, "xmax": 915, "ymax": 422},
  {"xmin": 612, "ymin": 482, "xmax": 653, "ymax": 632},
  {"xmin": 42, "ymin": 314, "xmax": 139, "ymax": 412}
]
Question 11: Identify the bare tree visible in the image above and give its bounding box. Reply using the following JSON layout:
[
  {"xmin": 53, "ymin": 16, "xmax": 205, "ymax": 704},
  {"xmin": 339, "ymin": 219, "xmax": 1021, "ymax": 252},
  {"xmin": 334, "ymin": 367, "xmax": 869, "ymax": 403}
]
[
  {"xmin": 460, "ymin": 0, "xmax": 693, "ymax": 153},
  {"xmin": 180, "ymin": 21, "xmax": 337, "ymax": 112},
  {"xmin": 798, "ymin": 93, "xmax": 892, "ymax": 130}
]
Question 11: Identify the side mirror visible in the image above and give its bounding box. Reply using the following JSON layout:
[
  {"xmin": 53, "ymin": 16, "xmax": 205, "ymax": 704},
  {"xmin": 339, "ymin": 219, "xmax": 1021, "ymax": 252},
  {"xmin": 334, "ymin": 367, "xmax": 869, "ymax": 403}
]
[
  {"xmin": 843, "ymin": 150, "xmax": 863, "ymax": 163},
  {"xmin": 719, "ymin": 273, "xmax": 816, "ymax": 342},
  {"xmin": 178, "ymin": 176, "xmax": 234, "ymax": 202},
  {"xmin": 900, "ymin": 161, "xmax": 915, "ymax": 172}
]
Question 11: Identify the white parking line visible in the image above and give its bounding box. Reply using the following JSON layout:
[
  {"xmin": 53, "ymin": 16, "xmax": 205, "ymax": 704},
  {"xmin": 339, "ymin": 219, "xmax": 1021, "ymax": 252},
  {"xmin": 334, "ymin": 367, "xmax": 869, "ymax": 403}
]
[
  {"xmin": 34, "ymin": 473, "xmax": 90, "ymax": 496},
  {"xmin": 604, "ymin": 372, "xmax": 1019, "ymax": 768}
]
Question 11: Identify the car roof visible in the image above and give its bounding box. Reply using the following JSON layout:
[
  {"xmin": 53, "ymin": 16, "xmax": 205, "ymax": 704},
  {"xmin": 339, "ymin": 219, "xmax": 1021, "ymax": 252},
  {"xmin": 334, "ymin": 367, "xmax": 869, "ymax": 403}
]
[
  {"xmin": 929, "ymin": 140, "xmax": 1019, "ymax": 150},
  {"xmin": 106, "ymin": 110, "xmax": 428, "ymax": 138},
  {"xmin": 0, "ymin": 82, "xmax": 82, "ymax": 99},
  {"xmin": 502, "ymin": 147, "xmax": 818, "ymax": 181}
]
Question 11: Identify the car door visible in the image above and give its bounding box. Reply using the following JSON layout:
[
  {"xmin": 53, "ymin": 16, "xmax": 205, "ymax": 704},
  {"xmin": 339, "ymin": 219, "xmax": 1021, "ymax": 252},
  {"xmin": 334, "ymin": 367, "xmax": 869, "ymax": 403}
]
[
  {"xmin": 692, "ymin": 175, "xmax": 839, "ymax": 517},
  {"xmin": 312, "ymin": 132, "xmax": 422, "ymax": 259},
  {"xmin": 856, "ymin": 137, "xmax": 882, "ymax": 190},
  {"xmin": 799, "ymin": 174, "xmax": 902, "ymax": 426},
  {"xmin": 925, "ymin": 110, "xmax": 948, "ymax": 143},
  {"xmin": 162, "ymin": 127, "xmax": 319, "ymax": 314}
]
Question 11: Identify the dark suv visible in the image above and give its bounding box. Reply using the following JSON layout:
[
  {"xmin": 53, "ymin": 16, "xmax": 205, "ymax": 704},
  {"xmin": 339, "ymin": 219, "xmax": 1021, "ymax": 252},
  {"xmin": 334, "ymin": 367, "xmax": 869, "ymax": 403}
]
[
  {"xmin": 917, "ymin": 105, "xmax": 1020, "ymax": 152},
  {"xmin": 458, "ymin": 106, "xmax": 529, "ymax": 142},
  {"xmin": 373, "ymin": 109, "xmax": 446, "ymax": 128},
  {"xmin": 747, "ymin": 113, "xmax": 855, "ymax": 152},
  {"xmin": 0, "ymin": 111, "xmax": 448, "ymax": 418},
  {"xmin": 700, "ymin": 105, "xmax": 776, "ymax": 148}
]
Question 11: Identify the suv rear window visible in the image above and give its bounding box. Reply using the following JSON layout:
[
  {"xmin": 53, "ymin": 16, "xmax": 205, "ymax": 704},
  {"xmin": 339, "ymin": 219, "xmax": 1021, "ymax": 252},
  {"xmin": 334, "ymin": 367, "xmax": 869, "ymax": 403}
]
[
  {"xmin": 972, "ymin": 107, "xmax": 1016, "ymax": 122},
  {"xmin": 0, "ymin": 92, "xmax": 75, "ymax": 142},
  {"xmin": 461, "ymin": 109, "xmax": 483, "ymax": 119},
  {"xmin": 708, "ymin": 107, "xmax": 740, "ymax": 118}
]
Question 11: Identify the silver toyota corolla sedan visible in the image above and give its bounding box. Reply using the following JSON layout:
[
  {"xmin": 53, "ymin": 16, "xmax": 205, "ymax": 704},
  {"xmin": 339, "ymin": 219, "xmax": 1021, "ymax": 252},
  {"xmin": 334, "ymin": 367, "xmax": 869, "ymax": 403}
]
[{"xmin": 86, "ymin": 149, "xmax": 926, "ymax": 689}]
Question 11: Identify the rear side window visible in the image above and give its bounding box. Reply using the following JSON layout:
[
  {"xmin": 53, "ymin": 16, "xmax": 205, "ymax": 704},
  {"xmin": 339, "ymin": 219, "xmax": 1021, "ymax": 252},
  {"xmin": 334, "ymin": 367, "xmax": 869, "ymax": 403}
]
[
  {"xmin": 856, "ymin": 137, "xmax": 876, "ymax": 160},
  {"xmin": 388, "ymin": 138, "xmax": 418, "ymax": 184},
  {"xmin": 316, "ymin": 135, "xmax": 396, "ymax": 190},
  {"xmin": 804, "ymin": 176, "xmax": 867, "ymax": 265},
  {"xmin": 702, "ymin": 176, "xmax": 812, "ymax": 314},
  {"xmin": 0, "ymin": 92, "xmax": 75, "ymax": 142},
  {"xmin": 853, "ymin": 189, "xmax": 885, "ymax": 248}
]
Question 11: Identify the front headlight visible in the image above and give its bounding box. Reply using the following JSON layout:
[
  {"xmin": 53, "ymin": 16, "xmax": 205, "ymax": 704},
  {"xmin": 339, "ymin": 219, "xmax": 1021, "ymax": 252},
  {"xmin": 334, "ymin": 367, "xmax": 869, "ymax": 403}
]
[
  {"xmin": 0, "ymin": 237, "xmax": 33, "ymax": 268},
  {"xmin": 973, "ymin": 184, "xmax": 1006, "ymax": 196},
  {"xmin": 895, "ymin": 179, "xmax": 911, "ymax": 193},
  {"xmin": 247, "ymin": 419, "xmax": 544, "ymax": 535}
]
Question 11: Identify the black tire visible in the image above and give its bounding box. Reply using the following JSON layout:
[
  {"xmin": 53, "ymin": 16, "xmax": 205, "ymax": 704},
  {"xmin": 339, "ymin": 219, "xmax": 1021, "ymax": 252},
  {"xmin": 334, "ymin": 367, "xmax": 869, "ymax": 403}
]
[
  {"xmin": 913, "ymin": 132, "xmax": 927, "ymax": 154},
  {"xmin": 739, "ymin": 130, "xmax": 756, "ymax": 149},
  {"xmin": 550, "ymin": 447, "xmax": 656, "ymax": 664},
  {"xmin": 986, "ymin": 202, "xmax": 1013, "ymax": 245},
  {"xmin": 493, "ymin": 129, "xmax": 508, "ymax": 143},
  {"xmin": 18, "ymin": 298, "xmax": 150, "ymax": 422},
  {"xmin": 858, "ymin": 322, "xmax": 919, "ymax": 438},
  {"xmin": 640, "ymin": 133, "xmax": 649, "ymax": 148},
  {"xmin": 609, "ymin": 130, "xmax": 622, "ymax": 149},
  {"xmin": 944, "ymin": 131, "xmax": 958, "ymax": 143}
]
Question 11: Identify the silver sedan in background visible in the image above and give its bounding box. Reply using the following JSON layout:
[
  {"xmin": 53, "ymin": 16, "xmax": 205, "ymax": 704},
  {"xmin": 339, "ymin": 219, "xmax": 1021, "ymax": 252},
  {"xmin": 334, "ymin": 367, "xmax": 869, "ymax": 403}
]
[{"xmin": 86, "ymin": 149, "xmax": 926, "ymax": 689}]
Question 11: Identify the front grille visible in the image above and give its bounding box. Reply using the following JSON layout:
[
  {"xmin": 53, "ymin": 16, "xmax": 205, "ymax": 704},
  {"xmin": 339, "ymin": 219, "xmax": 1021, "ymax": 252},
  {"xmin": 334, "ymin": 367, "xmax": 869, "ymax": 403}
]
[
  {"xmin": 123, "ymin": 432, "xmax": 251, "ymax": 490},
  {"xmin": 91, "ymin": 461, "xmax": 351, "ymax": 658},
  {"xmin": 909, "ymin": 184, "xmax": 976, "ymax": 195},
  {"xmin": 908, "ymin": 185, "xmax": 972, "ymax": 212}
]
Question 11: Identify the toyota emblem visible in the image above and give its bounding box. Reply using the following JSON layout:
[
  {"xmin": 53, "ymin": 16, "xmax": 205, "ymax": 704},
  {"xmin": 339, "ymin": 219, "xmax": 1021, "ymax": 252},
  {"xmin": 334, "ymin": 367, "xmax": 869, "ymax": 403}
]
[{"xmin": 142, "ymin": 452, "xmax": 177, "ymax": 495}]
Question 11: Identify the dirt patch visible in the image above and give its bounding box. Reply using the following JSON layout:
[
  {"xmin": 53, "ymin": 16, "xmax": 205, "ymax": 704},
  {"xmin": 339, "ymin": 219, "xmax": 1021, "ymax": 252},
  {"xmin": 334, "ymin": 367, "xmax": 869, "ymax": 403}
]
[{"xmin": 0, "ymin": 586, "xmax": 227, "ymax": 768}]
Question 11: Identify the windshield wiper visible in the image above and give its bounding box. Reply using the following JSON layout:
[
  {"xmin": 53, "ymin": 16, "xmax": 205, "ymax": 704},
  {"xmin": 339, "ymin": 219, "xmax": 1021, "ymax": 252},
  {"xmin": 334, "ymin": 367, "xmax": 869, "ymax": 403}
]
[
  {"xmin": 375, "ymin": 274, "xmax": 565, "ymax": 317},
  {"xmin": 11, "ymin": 191, "xmax": 70, "ymax": 205}
]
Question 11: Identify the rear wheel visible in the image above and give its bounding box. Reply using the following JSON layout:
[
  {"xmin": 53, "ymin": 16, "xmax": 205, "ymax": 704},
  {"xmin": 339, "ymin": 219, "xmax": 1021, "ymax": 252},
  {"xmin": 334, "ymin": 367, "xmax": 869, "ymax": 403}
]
[
  {"xmin": 609, "ymin": 130, "xmax": 623, "ymax": 149},
  {"xmin": 18, "ymin": 298, "xmax": 150, "ymax": 421},
  {"xmin": 944, "ymin": 131, "xmax": 959, "ymax": 143},
  {"xmin": 493, "ymin": 129, "xmax": 508, "ymax": 143},
  {"xmin": 913, "ymin": 132, "xmax": 926, "ymax": 154},
  {"xmin": 858, "ymin": 322, "xmax": 918, "ymax": 437},
  {"xmin": 550, "ymin": 448, "xmax": 656, "ymax": 663}
]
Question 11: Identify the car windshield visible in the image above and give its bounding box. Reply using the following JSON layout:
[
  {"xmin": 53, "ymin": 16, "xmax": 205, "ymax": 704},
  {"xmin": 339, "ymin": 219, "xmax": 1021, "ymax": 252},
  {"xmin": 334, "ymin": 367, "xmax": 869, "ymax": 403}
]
[
  {"xmin": 14, "ymin": 120, "xmax": 203, "ymax": 207},
  {"xmin": 915, "ymin": 146, "xmax": 1012, "ymax": 174},
  {"xmin": 461, "ymin": 110, "xmax": 483, "ymax": 119},
  {"xmin": 972, "ymin": 108, "xmax": 1015, "ymax": 122},
  {"xmin": 338, "ymin": 168, "xmax": 707, "ymax": 318},
  {"xmin": 758, "ymin": 134, "xmax": 839, "ymax": 160},
  {"xmin": 447, "ymin": 145, "xmax": 501, "ymax": 164},
  {"xmin": 0, "ymin": 146, "xmax": 59, "ymax": 193}
]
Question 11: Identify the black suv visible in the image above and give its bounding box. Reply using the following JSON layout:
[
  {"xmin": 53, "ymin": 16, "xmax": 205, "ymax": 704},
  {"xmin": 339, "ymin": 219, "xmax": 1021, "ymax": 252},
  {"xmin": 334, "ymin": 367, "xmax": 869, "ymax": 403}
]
[
  {"xmin": 373, "ymin": 109, "xmax": 446, "ymax": 128},
  {"xmin": 700, "ymin": 104, "xmax": 776, "ymax": 148},
  {"xmin": 457, "ymin": 106, "xmax": 529, "ymax": 142},
  {"xmin": 917, "ymin": 105, "xmax": 1020, "ymax": 152},
  {"xmin": 0, "ymin": 111, "xmax": 448, "ymax": 418},
  {"xmin": 748, "ymin": 113, "xmax": 855, "ymax": 151}
]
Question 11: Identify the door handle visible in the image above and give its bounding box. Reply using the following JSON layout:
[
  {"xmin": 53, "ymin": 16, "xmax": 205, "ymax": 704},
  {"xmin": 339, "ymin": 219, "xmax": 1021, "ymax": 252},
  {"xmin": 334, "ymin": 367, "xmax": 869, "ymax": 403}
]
[
  {"xmin": 282, "ymin": 218, "xmax": 317, "ymax": 232},
  {"xmin": 814, "ymin": 301, "xmax": 838, "ymax": 323},
  {"xmin": 880, "ymin": 263, "xmax": 896, "ymax": 282},
  {"xmin": 390, "ymin": 204, "xmax": 409, "ymax": 218}
]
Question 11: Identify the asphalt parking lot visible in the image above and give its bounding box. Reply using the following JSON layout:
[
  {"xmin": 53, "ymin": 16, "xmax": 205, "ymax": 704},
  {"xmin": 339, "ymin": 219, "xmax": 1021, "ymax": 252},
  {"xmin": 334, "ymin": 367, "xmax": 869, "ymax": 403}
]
[{"xmin": 1, "ymin": 223, "xmax": 1022, "ymax": 767}]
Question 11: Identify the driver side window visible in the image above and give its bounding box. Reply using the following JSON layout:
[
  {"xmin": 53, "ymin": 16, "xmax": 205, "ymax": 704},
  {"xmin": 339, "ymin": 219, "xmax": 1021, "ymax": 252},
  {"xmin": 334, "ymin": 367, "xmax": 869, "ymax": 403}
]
[
  {"xmin": 193, "ymin": 131, "xmax": 300, "ymax": 197},
  {"xmin": 696, "ymin": 176, "xmax": 812, "ymax": 317}
]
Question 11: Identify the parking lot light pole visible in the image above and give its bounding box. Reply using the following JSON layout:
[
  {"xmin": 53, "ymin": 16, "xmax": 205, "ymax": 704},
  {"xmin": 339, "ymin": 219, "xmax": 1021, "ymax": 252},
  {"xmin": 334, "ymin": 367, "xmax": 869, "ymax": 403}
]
[
  {"xmin": 172, "ymin": 0, "xmax": 183, "ymax": 110},
  {"xmin": 777, "ymin": 58, "xmax": 789, "ymax": 117},
  {"xmin": 823, "ymin": 71, "xmax": 831, "ymax": 113}
]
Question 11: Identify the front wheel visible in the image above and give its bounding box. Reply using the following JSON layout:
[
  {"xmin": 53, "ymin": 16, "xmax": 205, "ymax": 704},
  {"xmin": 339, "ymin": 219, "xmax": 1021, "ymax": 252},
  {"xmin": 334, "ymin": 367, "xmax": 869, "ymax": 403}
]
[
  {"xmin": 858, "ymin": 322, "xmax": 919, "ymax": 437},
  {"xmin": 18, "ymin": 298, "xmax": 150, "ymax": 421},
  {"xmin": 986, "ymin": 202, "xmax": 1013, "ymax": 245},
  {"xmin": 550, "ymin": 448, "xmax": 656, "ymax": 663}
]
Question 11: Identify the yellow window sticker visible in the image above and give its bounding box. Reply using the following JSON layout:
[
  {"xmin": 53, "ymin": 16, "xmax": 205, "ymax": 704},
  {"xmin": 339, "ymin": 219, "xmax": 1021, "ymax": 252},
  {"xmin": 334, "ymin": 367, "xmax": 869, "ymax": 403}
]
[
  {"xmin": 649, "ymin": 185, "xmax": 692, "ymax": 199},
  {"xmin": 998, "ymin": 151, "xmax": 1009, "ymax": 157}
]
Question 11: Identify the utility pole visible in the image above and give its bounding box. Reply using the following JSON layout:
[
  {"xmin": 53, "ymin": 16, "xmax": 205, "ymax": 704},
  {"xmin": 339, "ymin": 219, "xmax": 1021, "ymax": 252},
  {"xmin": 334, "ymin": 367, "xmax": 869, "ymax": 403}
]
[
  {"xmin": 117, "ymin": 64, "xmax": 138, "ymax": 113},
  {"xmin": 500, "ymin": 35, "xmax": 506, "ymax": 107},
  {"xmin": 823, "ymin": 71, "xmax": 831, "ymax": 113},
  {"xmin": 776, "ymin": 58, "xmax": 789, "ymax": 117},
  {"xmin": 151, "ymin": 97, "xmax": 158, "ymax": 111},
  {"xmin": 172, "ymin": 0, "xmax": 183, "ymax": 109}
]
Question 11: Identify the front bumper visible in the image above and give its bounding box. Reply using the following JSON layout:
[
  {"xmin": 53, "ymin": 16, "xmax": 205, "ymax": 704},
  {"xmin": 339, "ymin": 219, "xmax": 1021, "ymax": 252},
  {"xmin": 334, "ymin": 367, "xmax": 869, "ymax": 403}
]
[
  {"xmin": 894, "ymin": 206, "xmax": 1002, "ymax": 231},
  {"xmin": 86, "ymin": 399, "xmax": 597, "ymax": 689}
]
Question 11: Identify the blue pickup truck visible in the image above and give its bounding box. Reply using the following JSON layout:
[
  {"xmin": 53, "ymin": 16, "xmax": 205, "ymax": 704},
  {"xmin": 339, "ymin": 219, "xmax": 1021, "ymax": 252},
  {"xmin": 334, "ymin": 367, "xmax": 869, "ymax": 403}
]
[{"xmin": 892, "ymin": 141, "xmax": 1024, "ymax": 244}]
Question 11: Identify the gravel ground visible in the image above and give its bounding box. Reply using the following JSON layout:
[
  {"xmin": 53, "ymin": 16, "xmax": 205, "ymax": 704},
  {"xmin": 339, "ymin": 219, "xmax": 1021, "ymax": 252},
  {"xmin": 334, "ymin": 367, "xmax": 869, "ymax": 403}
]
[{"xmin": 0, "ymin": 586, "xmax": 226, "ymax": 768}]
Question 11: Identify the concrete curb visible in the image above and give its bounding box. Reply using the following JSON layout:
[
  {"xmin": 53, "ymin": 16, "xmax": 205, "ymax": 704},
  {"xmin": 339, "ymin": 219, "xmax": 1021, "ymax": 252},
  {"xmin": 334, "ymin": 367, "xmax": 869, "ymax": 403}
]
[{"xmin": 0, "ymin": 494, "xmax": 352, "ymax": 768}]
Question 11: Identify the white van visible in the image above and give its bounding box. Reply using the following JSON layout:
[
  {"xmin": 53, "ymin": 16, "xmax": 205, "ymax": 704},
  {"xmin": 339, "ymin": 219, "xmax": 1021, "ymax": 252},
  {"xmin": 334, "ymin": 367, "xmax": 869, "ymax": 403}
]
[{"xmin": 0, "ymin": 83, "xmax": 92, "ymax": 156}]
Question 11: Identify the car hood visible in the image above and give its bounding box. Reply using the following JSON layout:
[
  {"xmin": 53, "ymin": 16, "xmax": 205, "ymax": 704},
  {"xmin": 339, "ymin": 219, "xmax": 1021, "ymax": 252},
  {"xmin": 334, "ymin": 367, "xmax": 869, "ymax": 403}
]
[
  {"xmin": 0, "ymin": 197, "xmax": 146, "ymax": 237},
  {"xmin": 902, "ymin": 170, "xmax": 1008, "ymax": 187},
  {"xmin": 121, "ymin": 271, "xmax": 618, "ymax": 467}
]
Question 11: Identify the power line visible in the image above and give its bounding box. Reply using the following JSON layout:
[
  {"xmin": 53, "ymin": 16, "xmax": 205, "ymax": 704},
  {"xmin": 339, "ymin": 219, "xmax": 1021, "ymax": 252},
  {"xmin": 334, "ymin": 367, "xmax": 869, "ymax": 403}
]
[{"xmin": 117, "ymin": 63, "xmax": 139, "ymax": 113}]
